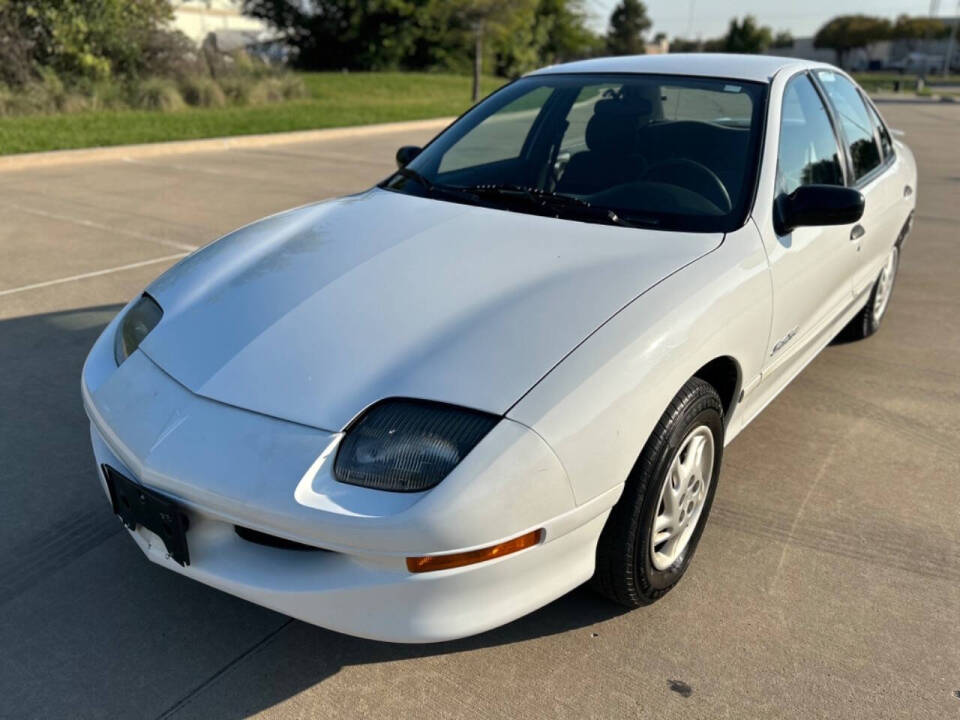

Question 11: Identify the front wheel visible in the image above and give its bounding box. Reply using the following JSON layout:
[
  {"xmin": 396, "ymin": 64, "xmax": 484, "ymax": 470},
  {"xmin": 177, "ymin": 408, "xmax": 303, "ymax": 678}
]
[{"xmin": 591, "ymin": 378, "xmax": 724, "ymax": 607}]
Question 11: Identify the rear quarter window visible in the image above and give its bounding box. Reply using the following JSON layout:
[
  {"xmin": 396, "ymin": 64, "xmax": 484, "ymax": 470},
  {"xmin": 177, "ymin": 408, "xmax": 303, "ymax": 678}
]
[{"xmin": 660, "ymin": 84, "xmax": 754, "ymax": 124}]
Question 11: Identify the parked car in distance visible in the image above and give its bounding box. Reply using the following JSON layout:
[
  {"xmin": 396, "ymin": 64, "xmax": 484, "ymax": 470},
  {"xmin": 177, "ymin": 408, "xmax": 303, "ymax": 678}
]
[{"xmin": 83, "ymin": 54, "xmax": 916, "ymax": 642}]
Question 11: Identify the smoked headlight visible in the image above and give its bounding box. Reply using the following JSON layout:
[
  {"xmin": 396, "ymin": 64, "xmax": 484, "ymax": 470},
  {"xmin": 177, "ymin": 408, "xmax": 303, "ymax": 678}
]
[
  {"xmin": 114, "ymin": 294, "xmax": 163, "ymax": 365},
  {"xmin": 334, "ymin": 400, "xmax": 499, "ymax": 492}
]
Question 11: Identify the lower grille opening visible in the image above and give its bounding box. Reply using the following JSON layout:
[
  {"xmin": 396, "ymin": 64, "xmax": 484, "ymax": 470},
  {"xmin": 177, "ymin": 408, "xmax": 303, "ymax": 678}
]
[{"xmin": 235, "ymin": 526, "xmax": 326, "ymax": 552}]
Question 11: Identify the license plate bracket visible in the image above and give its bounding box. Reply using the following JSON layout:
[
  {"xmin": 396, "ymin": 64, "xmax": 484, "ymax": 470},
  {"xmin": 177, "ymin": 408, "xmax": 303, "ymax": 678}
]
[{"xmin": 103, "ymin": 465, "xmax": 190, "ymax": 566}]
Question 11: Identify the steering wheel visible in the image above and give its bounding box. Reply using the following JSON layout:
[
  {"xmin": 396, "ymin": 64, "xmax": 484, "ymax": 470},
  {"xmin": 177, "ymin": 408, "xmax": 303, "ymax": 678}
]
[{"xmin": 641, "ymin": 159, "xmax": 732, "ymax": 213}]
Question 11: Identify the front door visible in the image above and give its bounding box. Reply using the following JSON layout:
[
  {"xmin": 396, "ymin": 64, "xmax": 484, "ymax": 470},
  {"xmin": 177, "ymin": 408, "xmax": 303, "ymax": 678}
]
[{"xmin": 758, "ymin": 72, "xmax": 860, "ymax": 385}]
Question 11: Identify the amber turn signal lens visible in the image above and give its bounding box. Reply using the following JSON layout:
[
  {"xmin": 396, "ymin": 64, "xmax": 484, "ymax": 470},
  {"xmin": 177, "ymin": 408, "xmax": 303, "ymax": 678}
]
[{"xmin": 406, "ymin": 529, "xmax": 544, "ymax": 573}]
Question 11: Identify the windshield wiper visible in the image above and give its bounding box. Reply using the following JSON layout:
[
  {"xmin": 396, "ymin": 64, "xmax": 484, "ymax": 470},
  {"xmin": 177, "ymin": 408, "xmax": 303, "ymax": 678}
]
[
  {"xmin": 396, "ymin": 168, "xmax": 480, "ymax": 203},
  {"xmin": 465, "ymin": 184, "xmax": 591, "ymax": 208},
  {"xmin": 561, "ymin": 204, "xmax": 658, "ymax": 229},
  {"xmin": 463, "ymin": 184, "xmax": 656, "ymax": 229},
  {"xmin": 397, "ymin": 166, "xmax": 440, "ymax": 192},
  {"xmin": 396, "ymin": 177, "xmax": 658, "ymax": 229}
]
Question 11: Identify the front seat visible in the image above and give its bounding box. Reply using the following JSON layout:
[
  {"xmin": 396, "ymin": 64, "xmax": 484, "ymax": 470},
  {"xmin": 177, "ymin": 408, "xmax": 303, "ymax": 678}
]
[{"xmin": 557, "ymin": 96, "xmax": 651, "ymax": 195}]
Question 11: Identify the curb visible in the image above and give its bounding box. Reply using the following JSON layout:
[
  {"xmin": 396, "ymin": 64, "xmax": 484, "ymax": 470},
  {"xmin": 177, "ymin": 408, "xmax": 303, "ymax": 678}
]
[{"xmin": 0, "ymin": 116, "xmax": 455, "ymax": 173}]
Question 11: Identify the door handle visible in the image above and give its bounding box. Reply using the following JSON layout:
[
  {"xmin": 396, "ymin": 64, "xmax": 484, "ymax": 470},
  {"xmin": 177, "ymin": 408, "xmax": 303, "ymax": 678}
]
[
  {"xmin": 850, "ymin": 224, "xmax": 865, "ymax": 241},
  {"xmin": 903, "ymin": 185, "xmax": 913, "ymax": 198}
]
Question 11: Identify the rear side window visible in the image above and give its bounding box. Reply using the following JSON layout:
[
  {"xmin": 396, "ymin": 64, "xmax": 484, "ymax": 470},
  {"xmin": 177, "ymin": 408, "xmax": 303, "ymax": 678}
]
[
  {"xmin": 777, "ymin": 74, "xmax": 845, "ymax": 196},
  {"xmin": 864, "ymin": 99, "xmax": 894, "ymax": 161},
  {"xmin": 660, "ymin": 83, "xmax": 754, "ymax": 124},
  {"xmin": 815, "ymin": 71, "xmax": 882, "ymax": 181},
  {"xmin": 558, "ymin": 84, "xmax": 623, "ymax": 155}
]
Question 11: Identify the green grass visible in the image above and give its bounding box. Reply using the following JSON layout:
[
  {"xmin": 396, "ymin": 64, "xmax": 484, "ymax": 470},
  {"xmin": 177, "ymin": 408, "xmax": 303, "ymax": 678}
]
[
  {"xmin": 852, "ymin": 72, "xmax": 960, "ymax": 92},
  {"xmin": 0, "ymin": 72, "xmax": 506, "ymax": 156}
]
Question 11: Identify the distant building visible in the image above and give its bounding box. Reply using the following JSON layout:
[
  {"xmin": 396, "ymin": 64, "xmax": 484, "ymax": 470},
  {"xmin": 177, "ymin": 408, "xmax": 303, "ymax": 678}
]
[
  {"xmin": 765, "ymin": 37, "xmax": 888, "ymax": 70},
  {"xmin": 172, "ymin": 0, "xmax": 268, "ymax": 44},
  {"xmin": 645, "ymin": 38, "xmax": 670, "ymax": 55},
  {"xmin": 171, "ymin": 1, "xmax": 289, "ymax": 61},
  {"xmin": 764, "ymin": 18, "xmax": 959, "ymax": 72}
]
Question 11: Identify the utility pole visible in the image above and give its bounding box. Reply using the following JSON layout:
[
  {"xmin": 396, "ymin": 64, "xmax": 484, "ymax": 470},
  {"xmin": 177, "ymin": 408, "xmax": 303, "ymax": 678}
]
[{"xmin": 945, "ymin": 2, "xmax": 959, "ymax": 75}]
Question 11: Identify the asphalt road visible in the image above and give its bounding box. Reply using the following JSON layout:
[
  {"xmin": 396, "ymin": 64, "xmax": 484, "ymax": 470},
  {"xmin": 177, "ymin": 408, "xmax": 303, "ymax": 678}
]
[{"xmin": 1, "ymin": 101, "xmax": 958, "ymax": 719}]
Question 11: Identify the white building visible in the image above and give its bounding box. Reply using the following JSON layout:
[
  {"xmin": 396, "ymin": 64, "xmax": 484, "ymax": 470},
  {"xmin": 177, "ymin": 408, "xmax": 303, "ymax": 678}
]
[{"xmin": 171, "ymin": 1, "xmax": 270, "ymax": 45}]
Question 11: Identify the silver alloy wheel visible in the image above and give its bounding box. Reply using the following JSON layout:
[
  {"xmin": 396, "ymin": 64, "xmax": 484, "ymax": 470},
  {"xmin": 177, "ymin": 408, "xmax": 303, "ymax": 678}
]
[
  {"xmin": 872, "ymin": 246, "xmax": 899, "ymax": 325},
  {"xmin": 650, "ymin": 425, "xmax": 715, "ymax": 571}
]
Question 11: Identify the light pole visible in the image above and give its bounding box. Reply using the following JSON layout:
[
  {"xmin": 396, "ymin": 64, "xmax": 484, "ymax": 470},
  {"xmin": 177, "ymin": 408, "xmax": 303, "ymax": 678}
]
[{"xmin": 944, "ymin": 2, "xmax": 959, "ymax": 75}]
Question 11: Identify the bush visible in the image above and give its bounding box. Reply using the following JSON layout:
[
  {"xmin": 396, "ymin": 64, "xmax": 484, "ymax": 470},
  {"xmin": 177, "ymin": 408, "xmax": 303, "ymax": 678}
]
[
  {"xmin": 0, "ymin": 33, "xmax": 307, "ymax": 118},
  {"xmin": 178, "ymin": 74, "xmax": 227, "ymax": 107},
  {"xmin": 141, "ymin": 28, "xmax": 197, "ymax": 78},
  {"xmin": 0, "ymin": 71, "xmax": 66, "ymax": 114},
  {"xmin": 134, "ymin": 78, "xmax": 186, "ymax": 111}
]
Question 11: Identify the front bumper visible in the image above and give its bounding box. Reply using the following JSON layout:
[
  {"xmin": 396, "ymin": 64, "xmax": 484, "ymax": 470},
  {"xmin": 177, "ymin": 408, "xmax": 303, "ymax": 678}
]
[{"xmin": 82, "ymin": 321, "xmax": 617, "ymax": 642}]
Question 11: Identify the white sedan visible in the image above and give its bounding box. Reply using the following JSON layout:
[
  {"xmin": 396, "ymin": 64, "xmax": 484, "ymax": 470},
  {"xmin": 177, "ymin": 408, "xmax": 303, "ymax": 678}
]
[{"xmin": 82, "ymin": 54, "xmax": 916, "ymax": 642}]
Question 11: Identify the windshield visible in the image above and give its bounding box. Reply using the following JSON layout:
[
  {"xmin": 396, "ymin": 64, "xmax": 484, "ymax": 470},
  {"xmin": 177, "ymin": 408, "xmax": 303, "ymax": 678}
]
[{"xmin": 382, "ymin": 73, "xmax": 767, "ymax": 233}]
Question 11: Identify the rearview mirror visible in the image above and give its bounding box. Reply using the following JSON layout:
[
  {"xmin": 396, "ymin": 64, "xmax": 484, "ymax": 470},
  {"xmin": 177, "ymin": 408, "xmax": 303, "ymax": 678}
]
[
  {"xmin": 396, "ymin": 145, "xmax": 422, "ymax": 168},
  {"xmin": 774, "ymin": 185, "xmax": 865, "ymax": 235}
]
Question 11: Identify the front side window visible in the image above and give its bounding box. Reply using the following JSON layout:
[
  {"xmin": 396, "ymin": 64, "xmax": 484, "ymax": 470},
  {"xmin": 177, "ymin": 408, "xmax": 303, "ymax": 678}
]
[
  {"xmin": 439, "ymin": 87, "xmax": 553, "ymax": 173},
  {"xmin": 777, "ymin": 74, "xmax": 845, "ymax": 196},
  {"xmin": 815, "ymin": 70, "xmax": 883, "ymax": 181},
  {"xmin": 384, "ymin": 73, "xmax": 767, "ymax": 233}
]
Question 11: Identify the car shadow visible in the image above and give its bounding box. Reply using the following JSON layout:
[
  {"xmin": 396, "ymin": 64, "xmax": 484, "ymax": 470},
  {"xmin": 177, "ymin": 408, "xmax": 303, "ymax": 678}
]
[
  {"xmin": 0, "ymin": 304, "xmax": 629, "ymax": 719},
  {"xmin": 157, "ymin": 586, "xmax": 630, "ymax": 719}
]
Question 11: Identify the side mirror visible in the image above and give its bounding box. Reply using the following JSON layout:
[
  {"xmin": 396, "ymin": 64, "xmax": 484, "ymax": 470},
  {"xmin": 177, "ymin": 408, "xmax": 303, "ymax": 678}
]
[
  {"xmin": 774, "ymin": 184, "xmax": 865, "ymax": 235},
  {"xmin": 395, "ymin": 145, "xmax": 422, "ymax": 168}
]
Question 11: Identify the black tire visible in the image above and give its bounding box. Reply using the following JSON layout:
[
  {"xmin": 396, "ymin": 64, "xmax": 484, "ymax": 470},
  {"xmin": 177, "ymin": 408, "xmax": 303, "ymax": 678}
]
[
  {"xmin": 592, "ymin": 377, "xmax": 724, "ymax": 607},
  {"xmin": 839, "ymin": 245, "xmax": 899, "ymax": 342}
]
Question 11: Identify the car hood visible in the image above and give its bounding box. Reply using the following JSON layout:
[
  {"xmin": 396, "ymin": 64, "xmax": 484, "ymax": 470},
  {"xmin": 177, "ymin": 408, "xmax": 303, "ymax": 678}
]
[{"xmin": 141, "ymin": 188, "xmax": 721, "ymax": 431}]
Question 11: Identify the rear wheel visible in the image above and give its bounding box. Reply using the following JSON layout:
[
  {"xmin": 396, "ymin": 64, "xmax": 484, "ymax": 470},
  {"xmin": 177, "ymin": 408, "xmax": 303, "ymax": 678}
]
[
  {"xmin": 592, "ymin": 378, "xmax": 723, "ymax": 607},
  {"xmin": 841, "ymin": 245, "xmax": 899, "ymax": 341}
]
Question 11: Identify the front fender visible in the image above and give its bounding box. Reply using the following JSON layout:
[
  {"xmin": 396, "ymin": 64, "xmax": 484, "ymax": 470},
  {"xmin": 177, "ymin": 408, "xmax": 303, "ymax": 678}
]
[{"xmin": 507, "ymin": 222, "xmax": 771, "ymax": 505}]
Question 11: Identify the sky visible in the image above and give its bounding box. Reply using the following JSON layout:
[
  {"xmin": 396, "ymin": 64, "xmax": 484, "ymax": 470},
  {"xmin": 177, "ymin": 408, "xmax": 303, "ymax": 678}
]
[{"xmin": 585, "ymin": 0, "xmax": 959, "ymax": 39}]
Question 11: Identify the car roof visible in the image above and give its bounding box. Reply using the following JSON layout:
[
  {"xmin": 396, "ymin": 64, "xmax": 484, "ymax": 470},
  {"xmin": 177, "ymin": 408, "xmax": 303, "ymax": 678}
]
[{"xmin": 527, "ymin": 53, "xmax": 835, "ymax": 83}]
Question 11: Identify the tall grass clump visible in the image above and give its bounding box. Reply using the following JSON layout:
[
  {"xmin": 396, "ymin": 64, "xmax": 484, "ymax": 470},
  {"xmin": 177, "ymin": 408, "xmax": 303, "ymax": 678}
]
[
  {"xmin": 178, "ymin": 74, "xmax": 227, "ymax": 108},
  {"xmin": 134, "ymin": 78, "xmax": 186, "ymax": 112}
]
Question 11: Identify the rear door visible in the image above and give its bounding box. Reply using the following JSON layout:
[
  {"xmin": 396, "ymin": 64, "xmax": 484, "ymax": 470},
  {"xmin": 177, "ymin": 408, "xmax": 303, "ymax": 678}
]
[
  {"xmin": 760, "ymin": 72, "xmax": 859, "ymax": 378},
  {"xmin": 813, "ymin": 70, "xmax": 902, "ymax": 297}
]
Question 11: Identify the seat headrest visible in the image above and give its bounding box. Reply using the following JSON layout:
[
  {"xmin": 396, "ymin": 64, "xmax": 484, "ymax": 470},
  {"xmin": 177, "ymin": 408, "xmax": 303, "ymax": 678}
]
[{"xmin": 585, "ymin": 97, "xmax": 653, "ymax": 154}]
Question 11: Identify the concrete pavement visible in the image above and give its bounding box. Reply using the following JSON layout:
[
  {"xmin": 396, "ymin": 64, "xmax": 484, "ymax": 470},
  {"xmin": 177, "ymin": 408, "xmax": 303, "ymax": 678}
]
[{"xmin": 1, "ymin": 103, "xmax": 958, "ymax": 719}]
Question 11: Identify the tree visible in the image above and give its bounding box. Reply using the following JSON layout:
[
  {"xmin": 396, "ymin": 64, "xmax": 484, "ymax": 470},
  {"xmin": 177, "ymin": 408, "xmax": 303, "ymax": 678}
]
[
  {"xmin": 532, "ymin": 0, "xmax": 600, "ymax": 65},
  {"xmin": 449, "ymin": 0, "xmax": 529, "ymax": 101},
  {"xmin": 245, "ymin": 0, "xmax": 598, "ymax": 98},
  {"xmin": 722, "ymin": 15, "xmax": 772, "ymax": 54},
  {"xmin": 814, "ymin": 15, "xmax": 892, "ymax": 67},
  {"xmin": 606, "ymin": 0, "xmax": 651, "ymax": 56},
  {"xmin": 890, "ymin": 14, "xmax": 949, "ymax": 43},
  {"xmin": 771, "ymin": 31, "xmax": 794, "ymax": 49},
  {"xmin": 493, "ymin": 0, "xmax": 600, "ymax": 76},
  {"xmin": 668, "ymin": 37, "xmax": 701, "ymax": 53},
  {"xmin": 243, "ymin": 0, "xmax": 435, "ymax": 71}
]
